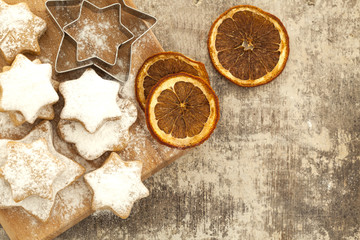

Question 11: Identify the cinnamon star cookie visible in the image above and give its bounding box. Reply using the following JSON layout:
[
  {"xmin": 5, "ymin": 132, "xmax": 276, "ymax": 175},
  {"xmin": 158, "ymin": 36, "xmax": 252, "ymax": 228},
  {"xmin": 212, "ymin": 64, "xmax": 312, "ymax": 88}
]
[
  {"xmin": 84, "ymin": 152, "xmax": 149, "ymax": 219},
  {"xmin": 0, "ymin": 1, "xmax": 47, "ymax": 63},
  {"xmin": 59, "ymin": 68, "xmax": 122, "ymax": 133},
  {"xmin": 0, "ymin": 121, "xmax": 85, "ymax": 221},
  {"xmin": 0, "ymin": 54, "xmax": 59, "ymax": 124},
  {"xmin": 58, "ymin": 98, "xmax": 137, "ymax": 160},
  {"xmin": 0, "ymin": 139, "xmax": 65, "ymax": 202}
]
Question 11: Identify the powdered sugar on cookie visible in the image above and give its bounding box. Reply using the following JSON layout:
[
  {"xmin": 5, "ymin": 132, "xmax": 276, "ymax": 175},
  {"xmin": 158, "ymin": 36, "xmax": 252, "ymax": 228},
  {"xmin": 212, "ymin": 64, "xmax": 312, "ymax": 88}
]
[
  {"xmin": 0, "ymin": 139, "xmax": 65, "ymax": 202},
  {"xmin": 84, "ymin": 153, "xmax": 149, "ymax": 219},
  {"xmin": 59, "ymin": 119, "xmax": 131, "ymax": 160},
  {"xmin": 59, "ymin": 68, "xmax": 122, "ymax": 133},
  {"xmin": 9, "ymin": 104, "xmax": 55, "ymax": 126},
  {"xmin": 58, "ymin": 98, "xmax": 137, "ymax": 160},
  {"xmin": 0, "ymin": 121, "xmax": 85, "ymax": 221},
  {"xmin": 0, "ymin": 1, "xmax": 46, "ymax": 63},
  {"xmin": 0, "ymin": 54, "xmax": 59, "ymax": 124},
  {"xmin": 0, "ymin": 112, "xmax": 32, "ymax": 139},
  {"xmin": 3, "ymin": 58, "xmax": 59, "ymax": 126}
]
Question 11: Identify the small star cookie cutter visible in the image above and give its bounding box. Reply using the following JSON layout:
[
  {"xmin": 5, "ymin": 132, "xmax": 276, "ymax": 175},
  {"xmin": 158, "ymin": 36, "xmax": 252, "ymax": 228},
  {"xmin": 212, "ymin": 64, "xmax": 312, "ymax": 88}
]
[
  {"xmin": 45, "ymin": 0, "xmax": 157, "ymax": 83},
  {"xmin": 63, "ymin": 0, "xmax": 134, "ymax": 66}
]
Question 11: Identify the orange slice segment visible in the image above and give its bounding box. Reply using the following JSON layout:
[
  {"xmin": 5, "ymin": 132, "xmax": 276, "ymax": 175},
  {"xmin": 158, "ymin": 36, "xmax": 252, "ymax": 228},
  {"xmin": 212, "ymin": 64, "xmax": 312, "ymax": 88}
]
[
  {"xmin": 135, "ymin": 52, "xmax": 209, "ymax": 110},
  {"xmin": 208, "ymin": 5, "xmax": 289, "ymax": 87},
  {"xmin": 145, "ymin": 73, "xmax": 219, "ymax": 149}
]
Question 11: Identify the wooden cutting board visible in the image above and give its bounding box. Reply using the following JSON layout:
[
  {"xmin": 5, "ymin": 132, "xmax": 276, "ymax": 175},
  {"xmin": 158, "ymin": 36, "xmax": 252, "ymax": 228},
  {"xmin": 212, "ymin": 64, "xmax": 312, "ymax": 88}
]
[{"xmin": 0, "ymin": 0, "xmax": 184, "ymax": 239}]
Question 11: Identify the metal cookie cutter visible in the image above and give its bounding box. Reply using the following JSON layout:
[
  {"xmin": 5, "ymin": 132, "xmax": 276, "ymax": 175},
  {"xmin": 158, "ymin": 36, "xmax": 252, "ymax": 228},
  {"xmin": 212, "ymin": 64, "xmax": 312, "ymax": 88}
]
[
  {"xmin": 63, "ymin": 0, "xmax": 134, "ymax": 66},
  {"xmin": 45, "ymin": 0, "xmax": 157, "ymax": 83}
]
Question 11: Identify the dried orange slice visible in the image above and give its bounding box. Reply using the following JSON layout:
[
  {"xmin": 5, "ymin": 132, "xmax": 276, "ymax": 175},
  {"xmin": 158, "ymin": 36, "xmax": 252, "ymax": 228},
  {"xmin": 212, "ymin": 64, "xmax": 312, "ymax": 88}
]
[
  {"xmin": 208, "ymin": 5, "xmax": 289, "ymax": 87},
  {"xmin": 135, "ymin": 52, "xmax": 209, "ymax": 110},
  {"xmin": 145, "ymin": 73, "xmax": 219, "ymax": 149}
]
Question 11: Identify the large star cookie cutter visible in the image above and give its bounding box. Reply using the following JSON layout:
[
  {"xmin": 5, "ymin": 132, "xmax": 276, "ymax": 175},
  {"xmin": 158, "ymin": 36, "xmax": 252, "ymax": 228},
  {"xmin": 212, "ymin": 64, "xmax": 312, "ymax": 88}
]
[{"xmin": 45, "ymin": 0, "xmax": 157, "ymax": 83}]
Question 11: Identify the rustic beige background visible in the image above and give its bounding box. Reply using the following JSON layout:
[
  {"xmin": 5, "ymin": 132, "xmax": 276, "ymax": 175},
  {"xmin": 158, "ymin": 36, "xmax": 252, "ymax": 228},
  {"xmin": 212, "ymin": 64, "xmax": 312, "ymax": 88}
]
[{"xmin": 1, "ymin": 0, "xmax": 360, "ymax": 239}]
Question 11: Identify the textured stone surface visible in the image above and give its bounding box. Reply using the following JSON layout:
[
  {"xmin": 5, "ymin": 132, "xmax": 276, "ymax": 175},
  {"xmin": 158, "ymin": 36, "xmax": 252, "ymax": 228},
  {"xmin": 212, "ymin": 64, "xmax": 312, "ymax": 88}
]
[{"xmin": 1, "ymin": 0, "xmax": 360, "ymax": 239}]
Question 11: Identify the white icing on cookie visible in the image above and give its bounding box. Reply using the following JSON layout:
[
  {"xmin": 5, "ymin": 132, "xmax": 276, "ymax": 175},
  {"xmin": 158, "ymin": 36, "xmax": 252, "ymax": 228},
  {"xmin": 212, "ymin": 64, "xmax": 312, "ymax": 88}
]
[
  {"xmin": 58, "ymin": 98, "xmax": 137, "ymax": 160},
  {"xmin": 84, "ymin": 153, "xmax": 149, "ymax": 219},
  {"xmin": 0, "ymin": 54, "xmax": 59, "ymax": 124},
  {"xmin": 59, "ymin": 68, "xmax": 122, "ymax": 133},
  {"xmin": 0, "ymin": 121, "xmax": 85, "ymax": 221}
]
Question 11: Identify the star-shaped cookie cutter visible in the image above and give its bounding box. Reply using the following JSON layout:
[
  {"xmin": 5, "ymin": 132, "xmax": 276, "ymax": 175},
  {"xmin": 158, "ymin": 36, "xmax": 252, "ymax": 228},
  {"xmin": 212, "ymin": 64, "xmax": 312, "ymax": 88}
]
[
  {"xmin": 45, "ymin": 0, "xmax": 157, "ymax": 83},
  {"xmin": 62, "ymin": 0, "xmax": 134, "ymax": 66}
]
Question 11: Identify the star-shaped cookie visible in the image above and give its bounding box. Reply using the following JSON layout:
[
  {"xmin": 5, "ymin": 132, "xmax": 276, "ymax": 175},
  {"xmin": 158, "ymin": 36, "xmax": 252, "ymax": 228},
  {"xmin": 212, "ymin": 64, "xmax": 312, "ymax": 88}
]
[
  {"xmin": 84, "ymin": 152, "xmax": 149, "ymax": 219},
  {"xmin": 0, "ymin": 54, "xmax": 59, "ymax": 124},
  {"xmin": 9, "ymin": 104, "xmax": 55, "ymax": 126},
  {"xmin": 0, "ymin": 112, "xmax": 33, "ymax": 139},
  {"xmin": 63, "ymin": 0, "xmax": 133, "ymax": 65},
  {"xmin": 59, "ymin": 68, "xmax": 122, "ymax": 133},
  {"xmin": 58, "ymin": 98, "xmax": 137, "ymax": 160},
  {"xmin": 2, "ymin": 58, "xmax": 59, "ymax": 127},
  {"xmin": 0, "ymin": 139, "xmax": 65, "ymax": 202},
  {"xmin": 0, "ymin": 121, "xmax": 85, "ymax": 221},
  {"xmin": 0, "ymin": 1, "xmax": 47, "ymax": 63}
]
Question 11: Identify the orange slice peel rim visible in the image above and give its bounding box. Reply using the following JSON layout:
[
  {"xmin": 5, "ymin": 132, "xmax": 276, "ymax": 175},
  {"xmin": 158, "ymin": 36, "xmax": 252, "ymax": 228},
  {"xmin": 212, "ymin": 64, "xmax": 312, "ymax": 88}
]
[
  {"xmin": 208, "ymin": 5, "xmax": 290, "ymax": 87},
  {"xmin": 145, "ymin": 73, "xmax": 220, "ymax": 149},
  {"xmin": 135, "ymin": 51, "xmax": 210, "ymax": 111}
]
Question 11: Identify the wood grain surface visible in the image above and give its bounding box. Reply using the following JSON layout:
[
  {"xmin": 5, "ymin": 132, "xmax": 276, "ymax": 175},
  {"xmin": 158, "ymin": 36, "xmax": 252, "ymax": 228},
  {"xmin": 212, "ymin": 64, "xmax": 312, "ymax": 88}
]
[{"xmin": 1, "ymin": 0, "xmax": 360, "ymax": 239}]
